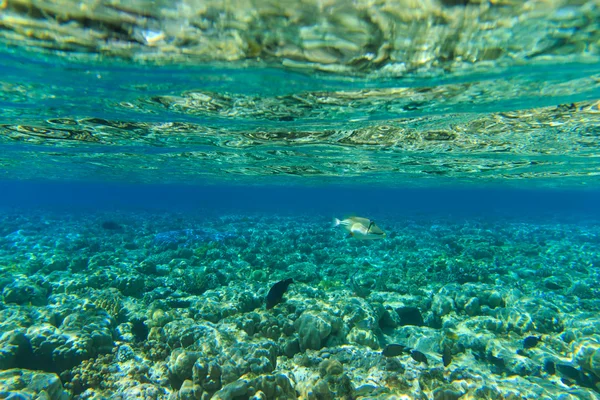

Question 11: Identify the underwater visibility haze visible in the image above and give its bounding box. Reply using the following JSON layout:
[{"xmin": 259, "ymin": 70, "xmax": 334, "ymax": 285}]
[{"xmin": 1, "ymin": 0, "xmax": 600, "ymax": 399}]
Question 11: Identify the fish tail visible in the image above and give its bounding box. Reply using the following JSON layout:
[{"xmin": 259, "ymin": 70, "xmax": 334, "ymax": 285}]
[{"xmin": 332, "ymin": 217, "xmax": 341, "ymax": 228}]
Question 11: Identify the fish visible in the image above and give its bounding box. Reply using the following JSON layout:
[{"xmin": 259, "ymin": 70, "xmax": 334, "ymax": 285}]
[
  {"xmin": 332, "ymin": 217, "xmax": 386, "ymax": 240},
  {"xmin": 556, "ymin": 364, "xmax": 581, "ymax": 381},
  {"xmin": 382, "ymin": 344, "xmax": 409, "ymax": 357},
  {"xmin": 555, "ymin": 364, "xmax": 600, "ymax": 392},
  {"xmin": 102, "ymin": 221, "xmax": 123, "ymax": 231},
  {"xmin": 266, "ymin": 278, "xmax": 293, "ymax": 309},
  {"xmin": 442, "ymin": 346, "xmax": 453, "ymax": 367},
  {"xmin": 543, "ymin": 360, "xmax": 556, "ymax": 375},
  {"xmin": 523, "ymin": 335, "xmax": 541, "ymax": 349},
  {"xmin": 410, "ymin": 350, "xmax": 428, "ymax": 365}
]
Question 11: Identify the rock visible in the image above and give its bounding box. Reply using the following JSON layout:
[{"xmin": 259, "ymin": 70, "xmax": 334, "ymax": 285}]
[
  {"xmin": 2, "ymin": 280, "xmax": 47, "ymax": 306},
  {"xmin": 281, "ymin": 337, "xmax": 300, "ymax": 358},
  {"xmin": 319, "ymin": 359, "xmax": 344, "ymax": 377},
  {"xmin": 178, "ymin": 379, "xmax": 202, "ymax": 400},
  {"xmin": 346, "ymin": 327, "xmax": 379, "ymax": 350},
  {"xmin": 251, "ymin": 374, "xmax": 296, "ymax": 400},
  {"xmin": 115, "ymin": 275, "xmax": 145, "ymax": 297},
  {"xmin": 193, "ymin": 358, "xmax": 222, "ymax": 392},
  {"xmin": 41, "ymin": 307, "xmax": 116, "ymax": 372},
  {"xmin": 396, "ymin": 307, "xmax": 424, "ymax": 326},
  {"xmin": 432, "ymin": 383, "xmax": 465, "ymax": 400},
  {"xmin": 43, "ymin": 256, "xmax": 69, "ymax": 272},
  {"xmin": 26, "ymin": 324, "xmax": 67, "ymax": 369},
  {"xmin": 169, "ymin": 350, "xmax": 201, "ymax": 382},
  {"xmin": 212, "ymin": 379, "xmax": 249, "ymax": 400},
  {"xmin": 0, "ymin": 369, "xmax": 70, "ymax": 400},
  {"xmin": 432, "ymin": 294, "xmax": 454, "ymax": 317},
  {"xmin": 0, "ymin": 331, "xmax": 30, "ymax": 370},
  {"xmin": 287, "ymin": 262, "xmax": 319, "ymax": 283},
  {"xmin": 295, "ymin": 312, "xmax": 333, "ymax": 350},
  {"xmin": 464, "ymin": 297, "xmax": 481, "ymax": 316},
  {"xmin": 573, "ymin": 337, "xmax": 600, "ymax": 379},
  {"xmin": 486, "ymin": 291, "xmax": 504, "ymax": 308},
  {"xmin": 378, "ymin": 307, "xmax": 400, "ymax": 329},
  {"xmin": 505, "ymin": 354, "xmax": 540, "ymax": 377},
  {"xmin": 115, "ymin": 344, "xmax": 136, "ymax": 363}
]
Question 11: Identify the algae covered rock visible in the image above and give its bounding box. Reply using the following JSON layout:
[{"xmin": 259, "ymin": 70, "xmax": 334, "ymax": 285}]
[
  {"xmin": 213, "ymin": 379, "xmax": 249, "ymax": 399},
  {"xmin": 573, "ymin": 337, "xmax": 600, "ymax": 380},
  {"xmin": 251, "ymin": 374, "xmax": 296, "ymax": 399},
  {"xmin": 2, "ymin": 279, "xmax": 47, "ymax": 306},
  {"xmin": 0, "ymin": 330, "xmax": 29, "ymax": 370},
  {"xmin": 212, "ymin": 374, "xmax": 296, "ymax": 400},
  {"xmin": 168, "ymin": 349, "xmax": 202, "ymax": 381},
  {"xmin": 0, "ymin": 368, "xmax": 70, "ymax": 400},
  {"xmin": 346, "ymin": 327, "xmax": 379, "ymax": 349},
  {"xmin": 432, "ymin": 293, "xmax": 455, "ymax": 318},
  {"xmin": 26, "ymin": 324, "xmax": 68, "ymax": 368},
  {"xmin": 295, "ymin": 311, "xmax": 334, "ymax": 350},
  {"xmin": 52, "ymin": 307, "xmax": 115, "ymax": 371}
]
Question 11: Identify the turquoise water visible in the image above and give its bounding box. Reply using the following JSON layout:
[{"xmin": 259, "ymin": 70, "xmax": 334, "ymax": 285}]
[{"xmin": 1, "ymin": 1, "xmax": 600, "ymax": 399}]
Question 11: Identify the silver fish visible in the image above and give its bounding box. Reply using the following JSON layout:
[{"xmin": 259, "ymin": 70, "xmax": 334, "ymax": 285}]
[{"xmin": 332, "ymin": 216, "xmax": 386, "ymax": 240}]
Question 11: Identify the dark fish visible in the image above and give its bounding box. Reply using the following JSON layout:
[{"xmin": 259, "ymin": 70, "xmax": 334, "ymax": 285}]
[
  {"xmin": 556, "ymin": 364, "xmax": 600, "ymax": 393},
  {"xmin": 382, "ymin": 344, "xmax": 408, "ymax": 357},
  {"xmin": 102, "ymin": 221, "xmax": 123, "ymax": 231},
  {"xmin": 410, "ymin": 350, "xmax": 428, "ymax": 365},
  {"xmin": 523, "ymin": 335, "xmax": 541, "ymax": 349},
  {"xmin": 266, "ymin": 278, "xmax": 293, "ymax": 309},
  {"xmin": 556, "ymin": 364, "xmax": 581, "ymax": 380},
  {"xmin": 442, "ymin": 346, "xmax": 452, "ymax": 367},
  {"xmin": 543, "ymin": 360, "xmax": 556, "ymax": 375}
]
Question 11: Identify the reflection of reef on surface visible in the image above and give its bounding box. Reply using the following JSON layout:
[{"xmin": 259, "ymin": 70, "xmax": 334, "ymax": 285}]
[
  {"xmin": 0, "ymin": 0, "xmax": 599, "ymax": 77},
  {"xmin": 0, "ymin": 100, "xmax": 599, "ymax": 185}
]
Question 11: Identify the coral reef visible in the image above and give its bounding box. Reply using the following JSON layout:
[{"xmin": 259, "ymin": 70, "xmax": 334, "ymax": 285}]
[{"xmin": 0, "ymin": 210, "xmax": 599, "ymax": 399}]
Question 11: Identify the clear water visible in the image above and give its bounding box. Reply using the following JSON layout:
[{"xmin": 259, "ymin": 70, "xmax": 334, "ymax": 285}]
[{"xmin": 1, "ymin": 1, "xmax": 600, "ymax": 399}]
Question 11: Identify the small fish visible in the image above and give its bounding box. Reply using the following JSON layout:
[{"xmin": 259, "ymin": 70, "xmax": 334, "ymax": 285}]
[
  {"xmin": 102, "ymin": 221, "xmax": 123, "ymax": 231},
  {"xmin": 444, "ymin": 329, "xmax": 459, "ymax": 341},
  {"xmin": 266, "ymin": 278, "xmax": 293, "ymax": 309},
  {"xmin": 410, "ymin": 350, "xmax": 428, "ymax": 365},
  {"xmin": 556, "ymin": 364, "xmax": 581, "ymax": 381},
  {"xmin": 332, "ymin": 217, "xmax": 386, "ymax": 240},
  {"xmin": 543, "ymin": 360, "xmax": 556, "ymax": 375},
  {"xmin": 442, "ymin": 346, "xmax": 453, "ymax": 367},
  {"xmin": 523, "ymin": 335, "xmax": 541, "ymax": 349},
  {"xmin": 382, "ymin": 344, "xmax": 408, "ymax": 357}
]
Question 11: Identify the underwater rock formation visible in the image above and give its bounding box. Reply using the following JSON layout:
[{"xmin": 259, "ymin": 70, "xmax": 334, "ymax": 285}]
[{"xmin": 0, "ymin": 211, "xmax": 598, "ymax": 398}]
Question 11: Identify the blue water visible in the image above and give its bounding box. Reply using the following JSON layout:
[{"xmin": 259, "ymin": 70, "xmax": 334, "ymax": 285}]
[{"xmin": 1, "ymin": 181, "xmax": 599, "ymax": 218}]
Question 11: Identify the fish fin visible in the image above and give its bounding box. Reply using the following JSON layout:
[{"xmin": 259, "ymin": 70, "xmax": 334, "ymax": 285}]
[{"xmin": 332, "ymin": 218, "xmax": 341, "ymax": 228}]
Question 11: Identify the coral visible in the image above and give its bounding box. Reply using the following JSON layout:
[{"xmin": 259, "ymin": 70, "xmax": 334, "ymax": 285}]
[
  {"xmin": 91, "ymin": 288, "xmax": 126, "ymax": 322},
  {"xmin": 573, "ymin": 337, "xmax": 600, "ymax": 380},
  {"xmin": 0, "ymin": 330, "xmax": 29, "ymax": 370},
  {"xmin": 295, "ymin": 312, "xmax": 334, "ymax": 351},
  {"xmin": 2, "ymin": 279, "xmax": 47, "ymax": 306},
  {"xmin": 2, "ymin": 211, "xmax": 600, "ymax": 399}
]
